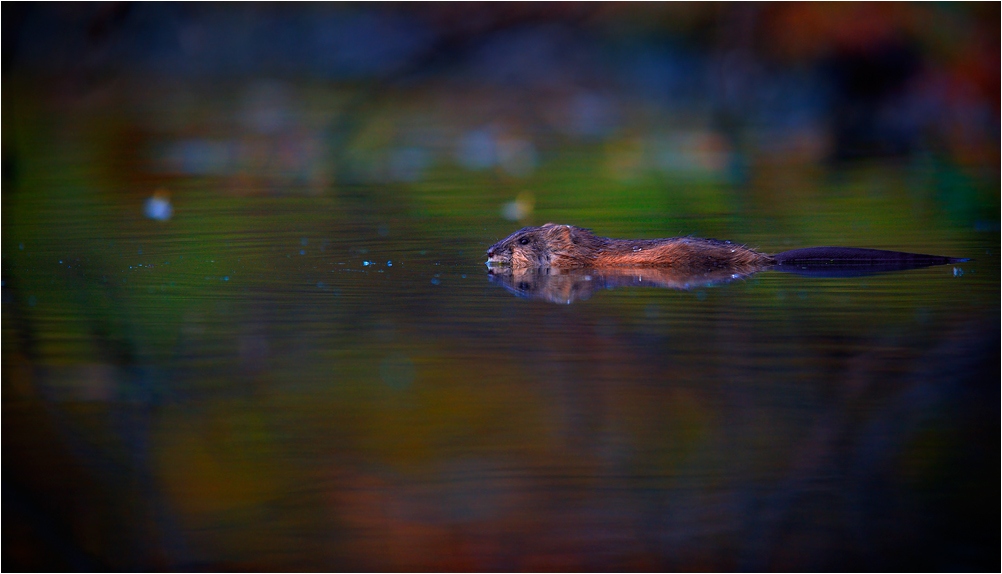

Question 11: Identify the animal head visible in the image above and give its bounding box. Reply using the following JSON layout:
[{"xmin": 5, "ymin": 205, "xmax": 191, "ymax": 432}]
[{"xmin": 486, "ymin": 223, "xmax": 602, "ymax": 268}]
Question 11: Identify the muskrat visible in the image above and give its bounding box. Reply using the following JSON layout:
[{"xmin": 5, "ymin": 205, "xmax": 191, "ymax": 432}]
[{"xmin": 486, "ymin": 223, "xmax": 967, "ymax": 270}]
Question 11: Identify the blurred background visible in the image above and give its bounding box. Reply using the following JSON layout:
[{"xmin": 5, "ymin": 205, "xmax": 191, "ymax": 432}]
[
  {"xmin": 4, "ymin": 3, "xmax": 999, "ymax": 185},
  {"xmin": 3, "ymin": 3, "xmax": 999, "ymax": 571}
]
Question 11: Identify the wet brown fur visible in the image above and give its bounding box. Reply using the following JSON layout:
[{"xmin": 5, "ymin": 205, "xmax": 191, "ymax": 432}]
[{"xmin": 487, "ymin": 223, "xmax": 774, "ymax": 270}]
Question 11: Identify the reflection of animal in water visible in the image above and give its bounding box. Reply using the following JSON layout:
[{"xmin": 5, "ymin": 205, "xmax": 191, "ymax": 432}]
[
  {"xmin": 486, "ymin": 223, "xmax": 968, "ymax": 303},
  {"xmin": 487, "ymin": 265, "xmax": 760, "ymax": 303}
]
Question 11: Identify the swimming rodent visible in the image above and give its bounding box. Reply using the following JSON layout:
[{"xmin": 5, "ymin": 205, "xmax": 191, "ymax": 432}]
[{"xmin": 485, "ymin": 223, "xmax": 967, "ymax": 270}]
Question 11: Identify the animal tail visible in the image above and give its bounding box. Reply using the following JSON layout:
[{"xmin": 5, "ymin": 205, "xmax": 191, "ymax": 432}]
[{"xmin": 773, "ymin": 246, "xmax": 969, "ymax": 268}]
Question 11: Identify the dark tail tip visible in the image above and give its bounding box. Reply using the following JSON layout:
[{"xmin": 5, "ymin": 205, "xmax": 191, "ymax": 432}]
[{"xmin": 773, "ymin": 247, "xmax": 968, "ymax": 267}]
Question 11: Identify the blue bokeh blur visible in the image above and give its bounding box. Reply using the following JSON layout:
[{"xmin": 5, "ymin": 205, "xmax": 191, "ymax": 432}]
[{"xmin": 5, "ymin": 3, "xmax": 998, "ymax": 166}]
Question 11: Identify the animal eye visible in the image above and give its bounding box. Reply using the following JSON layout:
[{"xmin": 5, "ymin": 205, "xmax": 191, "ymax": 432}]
[{"xmin": 519, "ymin": 238, "xmax": 530, "ymax": 245}]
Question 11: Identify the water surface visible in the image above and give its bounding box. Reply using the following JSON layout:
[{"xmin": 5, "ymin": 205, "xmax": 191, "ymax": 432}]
[{"xmin": 3, "ymin": 91, "xmax": 998, "ymax": 571}]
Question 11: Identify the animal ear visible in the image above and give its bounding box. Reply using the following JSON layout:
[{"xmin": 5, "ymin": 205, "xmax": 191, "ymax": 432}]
[
  {"xmin": 546, "ymin": 224, "xmax": 587, "ymax": 246},
  {"xmin": 565, "ymin": 225, "xmax": 583, "ymax": 245}
]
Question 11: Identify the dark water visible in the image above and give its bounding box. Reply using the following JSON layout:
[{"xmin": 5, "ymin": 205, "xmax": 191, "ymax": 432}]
[{"xmin": 4, "ymin": 90, "xmax": 999, "ymax": 571}]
